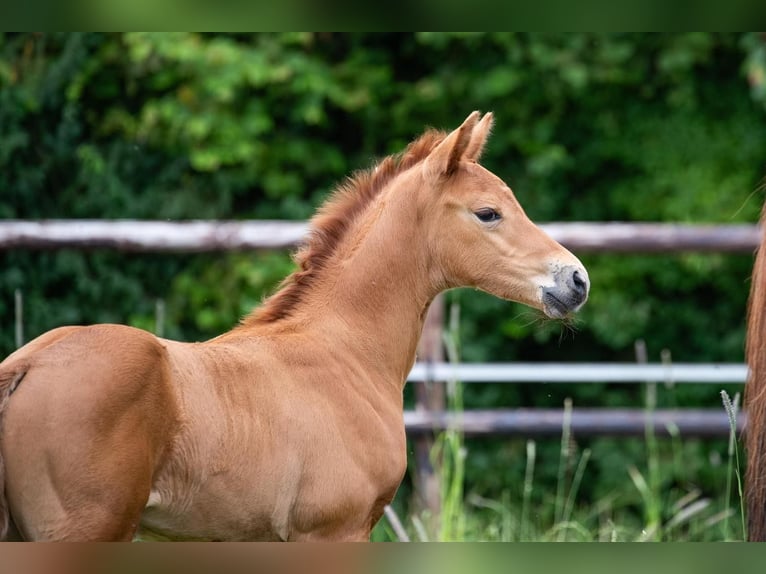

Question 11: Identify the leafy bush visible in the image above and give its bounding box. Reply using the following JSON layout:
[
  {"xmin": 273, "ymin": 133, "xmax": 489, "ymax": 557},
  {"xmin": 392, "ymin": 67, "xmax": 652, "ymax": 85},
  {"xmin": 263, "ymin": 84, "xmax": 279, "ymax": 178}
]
[{"xmin": 2, "ymin": 33, "xmax": 765, "ymax": 522}]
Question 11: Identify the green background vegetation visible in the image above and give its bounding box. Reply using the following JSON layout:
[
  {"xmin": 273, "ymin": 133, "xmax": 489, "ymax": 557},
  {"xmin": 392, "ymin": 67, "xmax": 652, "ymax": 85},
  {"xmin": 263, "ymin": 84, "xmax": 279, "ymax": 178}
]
[{"xmin": 2, "ymin": 33, "xmax": 766, "ymax": 540}]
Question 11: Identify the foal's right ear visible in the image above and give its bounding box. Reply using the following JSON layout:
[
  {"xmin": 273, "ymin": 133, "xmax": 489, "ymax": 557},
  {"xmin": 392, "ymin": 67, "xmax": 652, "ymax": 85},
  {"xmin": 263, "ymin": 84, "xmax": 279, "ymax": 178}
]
[{"xmin": 424, "ymin": 111, "xmax": 482, "ymax": 177}]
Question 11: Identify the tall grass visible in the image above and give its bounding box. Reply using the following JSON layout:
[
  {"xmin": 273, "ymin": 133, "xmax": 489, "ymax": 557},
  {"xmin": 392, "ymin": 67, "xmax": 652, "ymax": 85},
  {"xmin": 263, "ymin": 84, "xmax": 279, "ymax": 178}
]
[
  {"xmin": 721, "ymin": 390, "xmax": 746, "ymax": 540},
  {"xmin": 381, "ymin": 328, "xmax": 748, "ymax": 542},
  {"xmin": 432, "ymin": 301, "xmax": 467, "ymax": 542}
]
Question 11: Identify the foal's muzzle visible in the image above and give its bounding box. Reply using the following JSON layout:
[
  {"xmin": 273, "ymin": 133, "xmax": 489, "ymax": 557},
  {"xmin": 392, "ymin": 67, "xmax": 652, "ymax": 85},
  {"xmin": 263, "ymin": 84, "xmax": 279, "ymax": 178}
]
[{"xmin": 542, "ymin": 266, "xmax": 589, "ymax": 319}]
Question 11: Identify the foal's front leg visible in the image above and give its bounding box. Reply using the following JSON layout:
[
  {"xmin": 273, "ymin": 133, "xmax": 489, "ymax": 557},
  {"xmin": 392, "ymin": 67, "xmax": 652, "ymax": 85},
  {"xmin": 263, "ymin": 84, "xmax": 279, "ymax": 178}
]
[{"xmin": 290, "ymin": 527, "xmax": 372, "ymax": 542}]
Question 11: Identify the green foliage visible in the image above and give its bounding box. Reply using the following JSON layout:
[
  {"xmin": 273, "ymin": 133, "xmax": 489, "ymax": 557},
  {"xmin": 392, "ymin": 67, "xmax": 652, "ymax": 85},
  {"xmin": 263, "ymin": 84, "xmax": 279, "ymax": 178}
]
[
  {"xmin": 380, "ymin": 410, "xmax": 745, "ymax": 541},
  {"xmin": 2, "ymin": 33, "xmax": 766, "ymax": 535}
]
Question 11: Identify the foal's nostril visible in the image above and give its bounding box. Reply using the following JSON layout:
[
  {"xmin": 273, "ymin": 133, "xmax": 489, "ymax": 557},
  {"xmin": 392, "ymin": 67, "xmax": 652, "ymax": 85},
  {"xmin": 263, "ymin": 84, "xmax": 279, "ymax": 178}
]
[
  {"xmin": 572, "ymin": 270, "xmax": 587, "ymax": 296},
  {"xmin": 544, "ymin": 266, "xmax": 589, "ymax": 318}
]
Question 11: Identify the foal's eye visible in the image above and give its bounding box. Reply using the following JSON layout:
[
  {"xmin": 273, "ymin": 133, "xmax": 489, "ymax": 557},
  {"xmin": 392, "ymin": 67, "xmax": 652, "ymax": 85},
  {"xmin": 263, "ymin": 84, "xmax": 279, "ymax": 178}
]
[{"xmin": 474, "ymin": 208, "xmax": 502, "ymax": 223}]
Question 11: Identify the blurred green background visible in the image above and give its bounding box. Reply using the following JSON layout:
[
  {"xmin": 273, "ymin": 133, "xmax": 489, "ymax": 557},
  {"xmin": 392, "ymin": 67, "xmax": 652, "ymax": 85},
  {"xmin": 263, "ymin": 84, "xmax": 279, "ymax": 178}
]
[{"xmin": 2, "ymin": 33, "xmax": 766, "ymax": 539}]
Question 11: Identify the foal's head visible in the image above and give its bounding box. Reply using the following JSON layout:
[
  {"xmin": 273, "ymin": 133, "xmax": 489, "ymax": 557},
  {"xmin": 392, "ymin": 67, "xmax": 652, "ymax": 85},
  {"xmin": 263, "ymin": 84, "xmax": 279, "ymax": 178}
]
[{"xmin": 420, "ymin": 111, "xmax": 589, "ymax": 318}]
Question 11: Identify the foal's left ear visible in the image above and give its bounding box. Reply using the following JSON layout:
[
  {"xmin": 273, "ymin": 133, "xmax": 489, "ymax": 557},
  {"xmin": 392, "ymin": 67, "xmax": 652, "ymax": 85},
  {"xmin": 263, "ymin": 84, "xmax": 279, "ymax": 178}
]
[
  {"xmin": 424, "ymin": 111, "xmax": 487, "ymax": 177},
  {"xmin": 463, "ymin": 112, "xmax": 494, "ymax": 162}
]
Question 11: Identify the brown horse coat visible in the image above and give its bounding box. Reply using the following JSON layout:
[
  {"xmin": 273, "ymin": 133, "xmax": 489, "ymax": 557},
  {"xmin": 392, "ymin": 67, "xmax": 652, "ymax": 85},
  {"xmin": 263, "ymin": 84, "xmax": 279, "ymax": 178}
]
[
  {"xmin": 746, "ymin": 202, "xmax": 766, "ymax": 541},
  {"xmin": 0, "ymin": 112, "xmax": 589, "ymax": 541}
]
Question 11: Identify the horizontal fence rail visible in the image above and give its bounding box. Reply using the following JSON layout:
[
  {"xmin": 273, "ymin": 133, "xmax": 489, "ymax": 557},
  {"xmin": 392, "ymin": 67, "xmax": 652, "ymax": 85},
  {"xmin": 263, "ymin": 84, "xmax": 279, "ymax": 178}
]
[
  {"xmin": 3, "ymin": 219, "xmax": 757, "ymax": 438},
  {"xmin": 407, "ymin": 362, "xmax": 748, "ymax": 384},
  {"xmin": 0, "ymin": 220, "xmax": 761, "ymax": 253},
  {"xmin": 403, "ymin": 408, "xmax": 746, "ymax": 437},
  {"xmin": 405, "ymin": 363, "xmax": 747, "ymax": 437},
  {"xmin": 0, "ymin": 220, "xmax": 309, "ymax": 252}
]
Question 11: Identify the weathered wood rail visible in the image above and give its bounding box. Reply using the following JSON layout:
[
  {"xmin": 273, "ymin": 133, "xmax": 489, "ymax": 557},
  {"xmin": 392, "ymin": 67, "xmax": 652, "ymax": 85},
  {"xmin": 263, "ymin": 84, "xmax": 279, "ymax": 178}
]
[
  {"xmin": 405, "ymin": 362, "xmax": 747, "ymax": 437},
  {"xmin": 0, "ymin": 220, "xmax": 760, "ymax": 253},
  {"xmin": 1, "ymin": 219, "xmax": 755, "ymax": 440},
  {"xmin": 403, "ymin": 408, "xmax": 746, "ymax": 437}
]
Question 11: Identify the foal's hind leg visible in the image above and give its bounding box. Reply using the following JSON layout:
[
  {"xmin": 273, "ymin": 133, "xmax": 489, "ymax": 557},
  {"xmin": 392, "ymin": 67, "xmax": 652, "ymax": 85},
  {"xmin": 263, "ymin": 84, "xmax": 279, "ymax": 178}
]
[
  {"xmin": 1, "ymin": 340, "xmax": 178, "ymax": 541},
  {"xmin": 4, "ymin": 438, "xmax": 154, "ymax": 540},
  {"xmin": 3, "ymin": 387, "xmax": 158, "ymax": 541},
  {"xmin": 4, "ymin": 516, "xmax": 24, "ymax": 541}
]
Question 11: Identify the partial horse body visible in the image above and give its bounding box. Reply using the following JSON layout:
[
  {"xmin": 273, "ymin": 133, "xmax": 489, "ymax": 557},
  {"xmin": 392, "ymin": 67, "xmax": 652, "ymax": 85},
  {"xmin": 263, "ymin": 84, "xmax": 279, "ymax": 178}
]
[
  {"xmin": 0, "ymin": 112, "xmax": 589, "ymax": 541},
  {"xmin": 746, "ymin": 202, "xmax": 766, "ymax": 541}
]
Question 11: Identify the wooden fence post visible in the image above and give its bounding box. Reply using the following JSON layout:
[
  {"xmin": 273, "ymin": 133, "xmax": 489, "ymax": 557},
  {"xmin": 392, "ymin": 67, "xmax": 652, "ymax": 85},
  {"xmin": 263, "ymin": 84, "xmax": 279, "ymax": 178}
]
[
  {"xmin": 14, "ymin": 288, "xmax": 23, "ymax": 349},
  {"xmin": 412, "ymin": 293, "xmax": 446, "ymax": 530}
]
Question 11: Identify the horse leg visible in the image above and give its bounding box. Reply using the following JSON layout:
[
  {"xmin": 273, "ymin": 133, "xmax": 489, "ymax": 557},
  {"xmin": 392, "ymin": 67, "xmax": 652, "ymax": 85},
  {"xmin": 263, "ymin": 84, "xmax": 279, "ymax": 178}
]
[
  {"xmin": 7, "ymin": 487, "xmax": 148, "ymax": 542},
  {"xmin": 291, "ymin": 528, "xmax": 372, "ymax": 542},
  {"xmin": 289, "ymin": 507, "xmax": 379, "ymax": 541},
  {"xmin": 3, "ymin": 395, "xmax": 156, "ymax": 541},
  {"xmin": 1, "ymin": 352, "xmax": 177, "ymax": 541},
  {"xmin": 4, "ymin": 515, "xmax": 24, "ymax": 541}
]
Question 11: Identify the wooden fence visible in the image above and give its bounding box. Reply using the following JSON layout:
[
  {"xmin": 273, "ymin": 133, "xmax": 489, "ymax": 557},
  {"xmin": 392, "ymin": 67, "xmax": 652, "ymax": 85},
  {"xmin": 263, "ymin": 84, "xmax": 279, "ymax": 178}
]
[
  {"xmin": 0, "ymin": 219, "xmax": 759, "ymax": 253},
  {"xmin": 2, "ymin": 219, "xmax": 757, "ymax": 437},
  {"xmin": 4, "ymin": 218, "xmax": 758, "ymax": 520},
  {"xmin": 405, "ymin": 362, "xmax": 748, "ymax": 437}
]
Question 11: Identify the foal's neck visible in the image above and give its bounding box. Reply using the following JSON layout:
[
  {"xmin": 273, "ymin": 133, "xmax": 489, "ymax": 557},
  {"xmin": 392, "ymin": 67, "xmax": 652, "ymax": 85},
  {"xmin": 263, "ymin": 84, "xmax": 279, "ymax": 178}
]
[
  {"xmin": 227, "ymin": 173, "xmax": 438, "ymax": 391},
  {"xmin": 296, "ymin": 181, "xmax": 440, "ymax": 388},
  {"xmin": 307, "ymin": 185, "xmax": 437, "ymax": 387}
]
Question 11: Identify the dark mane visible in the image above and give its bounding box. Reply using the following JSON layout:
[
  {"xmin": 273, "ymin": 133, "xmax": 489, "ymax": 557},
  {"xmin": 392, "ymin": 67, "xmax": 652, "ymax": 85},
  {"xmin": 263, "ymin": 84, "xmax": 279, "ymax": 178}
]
[{"xmin": 242, "ymin": 128, "xmax": 447, "ymax": 326}]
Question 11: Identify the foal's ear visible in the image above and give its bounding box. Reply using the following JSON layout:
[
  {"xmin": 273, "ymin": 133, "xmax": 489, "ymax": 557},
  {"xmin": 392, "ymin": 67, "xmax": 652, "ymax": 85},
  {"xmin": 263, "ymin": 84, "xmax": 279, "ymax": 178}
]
[
  {"xmin": 424, "ymin": 111, "xmax": 482, "ymax": 177},
  {"xmin": 463, "ymin": 112, "xmax": 494, "ymax": 162}
]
